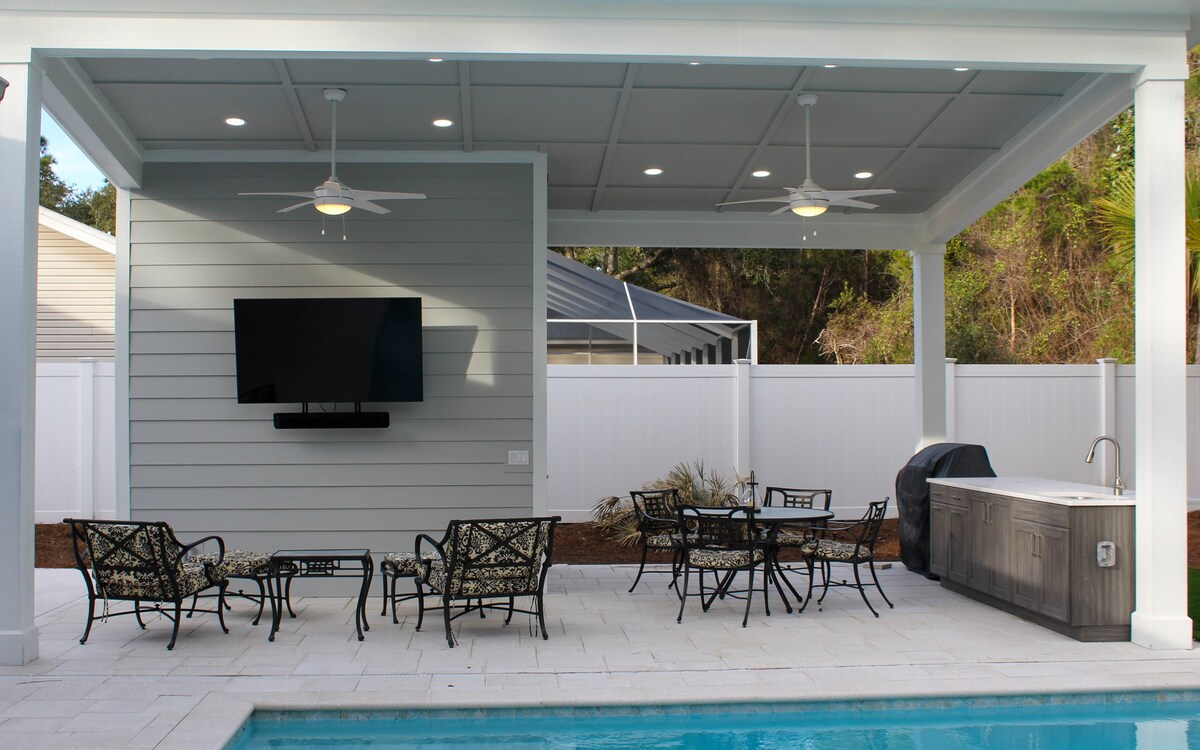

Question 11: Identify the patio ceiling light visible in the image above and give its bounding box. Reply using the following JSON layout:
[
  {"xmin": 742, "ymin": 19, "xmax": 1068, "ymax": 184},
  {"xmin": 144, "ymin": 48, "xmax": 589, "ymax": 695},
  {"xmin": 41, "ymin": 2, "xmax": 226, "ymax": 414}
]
[
  {"xmin": 854, "ymin": 171, "xmax": 874, "ymax": 179},
  {"xmin": 225, "ymin": 117, "xmax": 246, "ymax": 126},
  {"xmin": 752, "ymin": 170, "xmax": 771, "ymax": 178},
  {"xmin": 790, "ymin": 201, "xmax": 828, "ymax": 218},
  {"xmin": 432, "ymin": 118, "xmax": 454, "ymax": 127},
  {"xmin": 314, "ymin": 197, "xmax": 353, "ymax": 215},
  {"xmin": 428, "ymin": 57, "xmax": 444, "ymax": 62},
  {"xmin": 954, "ymin": 67, "xmax": 970, "ymax": 71},
  {"xmin": 643, "ymin": 167, "xmax": 664, "ymax": 176}
]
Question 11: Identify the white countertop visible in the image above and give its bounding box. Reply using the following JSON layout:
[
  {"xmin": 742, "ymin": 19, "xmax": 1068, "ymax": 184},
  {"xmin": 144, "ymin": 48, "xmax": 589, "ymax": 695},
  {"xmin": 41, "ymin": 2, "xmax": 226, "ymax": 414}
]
[{"xmin": 927, "ymin": 476, "xmax": 1136, "ymax": 507}]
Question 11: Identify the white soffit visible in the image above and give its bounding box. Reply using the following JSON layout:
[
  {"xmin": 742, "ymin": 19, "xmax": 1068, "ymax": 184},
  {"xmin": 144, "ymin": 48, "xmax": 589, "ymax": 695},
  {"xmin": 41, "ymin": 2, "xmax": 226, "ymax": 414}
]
[{"xmin": 9, "ymin": 0, "xmax": 1193, "ymax": 248}]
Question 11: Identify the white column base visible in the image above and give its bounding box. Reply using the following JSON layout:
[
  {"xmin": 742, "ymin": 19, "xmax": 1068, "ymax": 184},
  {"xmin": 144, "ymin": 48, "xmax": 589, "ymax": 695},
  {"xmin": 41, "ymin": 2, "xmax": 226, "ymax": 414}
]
[
  {"xmin": 1130, "ymin": 611, "xmax": 1194, "ymax": 650},
  {"xmin": 0, "ymin": 626, "xmax": 39, "ymax": 666}
]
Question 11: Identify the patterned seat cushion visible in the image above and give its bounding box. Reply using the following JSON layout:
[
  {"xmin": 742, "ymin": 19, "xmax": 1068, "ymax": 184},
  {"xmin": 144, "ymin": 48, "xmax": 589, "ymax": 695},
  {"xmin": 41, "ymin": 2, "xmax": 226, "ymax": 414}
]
[
  {"xmin": 423, "ymin": 560, "xmax": 539, "ymax": 597},
  {"xmin": 96, "ymin": 560, "xmax": 212, "ymax": 600},
  {"xmin": 774, "ymin": 530, "xmax": 809, "ymax": 546},
  {"xmin": 801, "ymin": 539, "xmax": 870, "ymax": 562},
  {"xmin": 685, "ymin": 548, "xmax": 765, "ymax": 569},
  {"xmin": 381, "ymin": 551, "xmax": 439, "ymax": 577},
  {"xmin": 645, "ymin": 532, "xmax": 683, "ymax": 549},
  {"xmin": 192, "ymin": 550, "xmax": 271, "ymax": 580}
]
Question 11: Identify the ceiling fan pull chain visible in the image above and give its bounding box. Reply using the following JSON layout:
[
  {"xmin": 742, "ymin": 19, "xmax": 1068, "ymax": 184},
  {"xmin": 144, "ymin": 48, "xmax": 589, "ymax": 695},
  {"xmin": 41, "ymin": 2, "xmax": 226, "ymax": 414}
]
[
  {"xmin": 342, "ymin": 215, "xmax": 347, "ymax": 241},
  {"xmin": 321, "ymin": 217, "xmax": 326, "ymax": 236}
]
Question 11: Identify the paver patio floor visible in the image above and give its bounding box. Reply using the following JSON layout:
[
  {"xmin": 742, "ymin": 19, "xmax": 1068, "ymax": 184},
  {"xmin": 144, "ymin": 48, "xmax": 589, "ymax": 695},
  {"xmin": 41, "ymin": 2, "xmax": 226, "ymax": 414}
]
[{"xmin": 2, "ymin": 565, "xmax": 1198, "ymax": 749}]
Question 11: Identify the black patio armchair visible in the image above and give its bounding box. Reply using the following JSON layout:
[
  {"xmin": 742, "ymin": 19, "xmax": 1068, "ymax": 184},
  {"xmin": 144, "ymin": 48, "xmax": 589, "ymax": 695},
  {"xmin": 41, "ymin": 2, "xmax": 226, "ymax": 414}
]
[
  {"xmin": 675, "ymin": 505, "xmax": 778, "ymax": 627},
  {"xmin": 627, "ymin": 488, "xmax": 683, "ymax": 593},
  {"xmin": 800, "ymin": 498, "xmax": 894, "ymax": 617},
  {"xmin": 414, "ymin": 516, "xmax": 560, "ymax": 647},
  {"xmin": 64, "ymin": 518, "xmax": 229, "ymax": 650}
]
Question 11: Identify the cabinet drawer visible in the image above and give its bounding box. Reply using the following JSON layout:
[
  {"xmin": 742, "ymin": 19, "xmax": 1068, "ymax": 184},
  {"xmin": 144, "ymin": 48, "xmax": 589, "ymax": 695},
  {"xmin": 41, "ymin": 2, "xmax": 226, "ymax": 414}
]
[
  {"xmin": 929, "ymin": 484, "xmax": 969, "ymax": 510},
  {"xmin": 1011, "ymin": 497, "xmax": 1068, "ymax": 527}
]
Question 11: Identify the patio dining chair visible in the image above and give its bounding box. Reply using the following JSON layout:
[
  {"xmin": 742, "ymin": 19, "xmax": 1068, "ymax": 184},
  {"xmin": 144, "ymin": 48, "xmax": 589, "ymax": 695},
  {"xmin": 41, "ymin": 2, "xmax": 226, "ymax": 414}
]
[
  {"xmin": 799, "ymin": 498, "xmax": 894, "ymax": 617},
  {"xmin": 64, "ymin": 518, "xmax": 230, "ymax": 650},
  {"xmin": 675, "ymin": 506, "xmax": 779, "ymax": 627},
  {"xmin": 627, "ymin": 488, "xmax": 683, "ymax": 593},
  {"xmin": 414, "ymin": 516, "xmax": 560, "ymax": 647},
  {"xmin": 379, "ymin": 549, "xmax": 440, "ymax": 623},
  {"xmin": 763, "ymin": 486, "xmax": 833, "ymax": 602}
]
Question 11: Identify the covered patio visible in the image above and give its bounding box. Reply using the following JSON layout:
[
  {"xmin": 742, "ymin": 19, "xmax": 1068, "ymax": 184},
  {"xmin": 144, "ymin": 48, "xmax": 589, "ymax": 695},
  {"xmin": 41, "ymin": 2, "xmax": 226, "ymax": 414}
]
[
  {"xmin": 3, "ymin": 565, "xmax": 1200, "ymax": 749},
  {"xmin": 1, "ymin": 0, "xmax": 1197, "ymax": 679}
]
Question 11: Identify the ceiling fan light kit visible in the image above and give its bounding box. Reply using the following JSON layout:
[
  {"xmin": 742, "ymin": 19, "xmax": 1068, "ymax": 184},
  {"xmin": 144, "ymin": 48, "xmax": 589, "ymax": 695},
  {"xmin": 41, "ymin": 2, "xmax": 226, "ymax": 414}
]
[
  {"xmin": 238, "ymin": 87, "xmax": 426, "ymax": 225},
  {"xmin": 716, "ymin": 92, "xmax": 895, "ymax": 219}
]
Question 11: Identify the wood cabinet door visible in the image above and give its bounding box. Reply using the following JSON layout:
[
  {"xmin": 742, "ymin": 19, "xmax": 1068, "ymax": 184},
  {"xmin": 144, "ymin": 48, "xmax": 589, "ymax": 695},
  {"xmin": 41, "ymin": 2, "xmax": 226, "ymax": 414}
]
[
  {"xmin": 988, "ymin": 498, "xmax": 1012, "ymax": 601},
  {"xmin": 1012, "ymin": 520, "xmax": 1040, "ymax": 612},
  {"xmin": 929, "ymin": 502, "xmax": 950, "ymax": 579},
  {"xmin": 946, "ymin": 504, "xmax": 970, "ymax": 586},
  {"xmin": 1038, "ymin": 524, "xmax": 1070, "ymax": 622}
]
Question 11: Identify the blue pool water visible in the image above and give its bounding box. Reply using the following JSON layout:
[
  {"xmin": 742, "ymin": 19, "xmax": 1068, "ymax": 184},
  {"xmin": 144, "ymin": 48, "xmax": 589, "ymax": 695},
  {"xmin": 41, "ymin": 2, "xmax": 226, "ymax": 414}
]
[{"xmin": 226, "ymin": 692, "xmax": 1200, "ymax": 749}]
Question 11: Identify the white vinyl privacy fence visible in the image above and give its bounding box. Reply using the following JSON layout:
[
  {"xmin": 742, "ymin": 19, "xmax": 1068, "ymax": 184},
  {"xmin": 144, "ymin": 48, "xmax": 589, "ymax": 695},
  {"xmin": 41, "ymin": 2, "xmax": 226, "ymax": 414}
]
[
  {"xmin": 547, "ymin": 361, "xmax": 1200, "ymax": 521},
  {"xmin": 35, "ymin": 360, "xmax": 116, "ymax": 523},
  {"xmin": 34, "ymin": 360, "xmax": 1199, "ymax": 524}
]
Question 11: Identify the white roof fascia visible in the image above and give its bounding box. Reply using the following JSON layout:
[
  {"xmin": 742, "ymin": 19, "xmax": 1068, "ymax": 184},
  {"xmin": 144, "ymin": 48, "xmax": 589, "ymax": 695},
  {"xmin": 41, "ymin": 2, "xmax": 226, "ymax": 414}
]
[
  {"xmin": 38, "ymin": 205, "xmax": 116, "ymax": 254},
  {"xmin": 40, "ymin": 57, "xmax": 143, "ymax": 189},
  {"xmin": 548, "ymin": 210, "xmax": 925, "ymax": 251},
  {"xmin": 2, "ymin": 8, "xmax": 1188, "ymax": 71}
]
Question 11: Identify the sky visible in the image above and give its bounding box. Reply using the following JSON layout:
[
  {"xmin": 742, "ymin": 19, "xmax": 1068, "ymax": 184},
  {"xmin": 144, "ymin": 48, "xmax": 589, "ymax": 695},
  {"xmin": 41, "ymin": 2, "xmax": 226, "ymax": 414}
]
[{"xmin": 41, "ymin": 110, "xmax": 108, "ymax": 191}]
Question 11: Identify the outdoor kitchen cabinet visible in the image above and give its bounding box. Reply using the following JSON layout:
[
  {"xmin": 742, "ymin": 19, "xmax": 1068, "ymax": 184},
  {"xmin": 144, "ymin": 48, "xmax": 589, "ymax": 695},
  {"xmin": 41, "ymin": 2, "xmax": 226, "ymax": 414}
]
[{"xmin": 927, "ymin": 478, "xmax": 1134, "ymax": 641}]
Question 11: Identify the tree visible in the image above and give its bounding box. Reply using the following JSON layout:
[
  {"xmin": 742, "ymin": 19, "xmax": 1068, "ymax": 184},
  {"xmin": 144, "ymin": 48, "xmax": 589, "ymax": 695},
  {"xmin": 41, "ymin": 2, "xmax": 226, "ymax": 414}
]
[{"xmin": 38, "ymin": 137, "xmax": 116, "ymax": 234}]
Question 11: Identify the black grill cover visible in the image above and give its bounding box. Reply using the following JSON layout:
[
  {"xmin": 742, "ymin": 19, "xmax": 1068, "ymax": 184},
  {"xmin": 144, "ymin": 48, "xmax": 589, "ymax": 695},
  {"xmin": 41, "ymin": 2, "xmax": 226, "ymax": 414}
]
[{"xmin": 896, "ymin": 443, "xmax": 995, "ymax": 578}]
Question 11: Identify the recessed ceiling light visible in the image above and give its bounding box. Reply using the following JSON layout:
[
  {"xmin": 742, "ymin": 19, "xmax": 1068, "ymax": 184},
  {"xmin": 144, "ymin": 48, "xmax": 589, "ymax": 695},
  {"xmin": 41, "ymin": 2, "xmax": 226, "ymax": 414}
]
[
  {"xmin": 954, "ymin": 67, "xmax": 970, "ymax": 72},
  {"xmin": 432, "ymin": 118, "xmax": 454, "ymax": 128},
  {"xmin": 854, "ymin": 171, "xmax": 874, "ymax": 179},
  {"xmin": 688, "ymin": 61, "xmax": 702, "ymax": 66},
  {"xmin": 823, "ymin": 64, "xmax": 838, "ymax": 69},
  {"xmin": 751, "ymin": 170, "xmax": 771, "ymax": 178},
  {"xmin": 643, "ymin": 167, "xmax": 664, "ymax": 176},
  {"xmin": 224, "ymin": 117, "xmax": 246, "ymax": 127},
  {"xmin": 428, "ymin": 57, "xmax": 444, "ymax": 62}
]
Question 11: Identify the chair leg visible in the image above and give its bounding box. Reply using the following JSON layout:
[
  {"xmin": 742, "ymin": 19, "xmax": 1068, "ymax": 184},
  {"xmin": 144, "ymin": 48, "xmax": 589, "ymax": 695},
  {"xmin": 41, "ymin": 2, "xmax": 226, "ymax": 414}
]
[
  {"xmin": 504, "ymin": 595, "xmax": 516, "ymax": 625},
  {"xmin": 676, "ymin": 567, "xmax": 690, "ymax": 623},
  {"xmin": 766, "ymin": 557, "xmax": 792, "ymax": 614},
  {"xmin": 284, "ymin": 575, "xmax": 296, "ymax": 618},
  {"xmin": 773, "ymin": 556, "xmax": 804, "ymax": 609},
  {"xmin": 868, "ymin": 559, "xmax": 894, "ymax": 609},
  {"xmin": 853, "ymin": 563, "xmax": 880, "ymax": 617},
  {"xmin": 537, "ymin": 593, "xmax": 549, "ymax": 640},
  {"xmin": 217, "ymin": 583, "xmax": 230, "ymax": 633},
  {"xmin": 79, "ymin": 594, "xmax": 96, "ymax": 645},
  {"xmin": 799, "ymin": 556, "xmax": 815, "ymax": 613},
  {"xmin": 134, "ymin": 599, "xmax": 146, "ymax": 629},
  {"xmin": 380, "ymin": 570, "xmax": 390, "ymax": 617},
  {"xmin": 167, "ymin": 600, "xmax": 183, "ymax": 651},
  {"xmin": 628, "ymin": 543, "xmax": 650, "ymax": 593},
  {"xmin": 415, "ymin": 581, "xmax": 426, "ymax": 632},
  {"xmin": 251, "ymin": 577, "xmax": 266, "ymax": 626},
  {"xmin": 760, "ymin": 562, "xmax": 772, "ymax": 617},
  {"xmin": 443, "ymin": 595, "xmax": 455, "ymax": 648},
  {"xmin": 742, "ymin": 566, "xmax": 756, "ymax": 628}
]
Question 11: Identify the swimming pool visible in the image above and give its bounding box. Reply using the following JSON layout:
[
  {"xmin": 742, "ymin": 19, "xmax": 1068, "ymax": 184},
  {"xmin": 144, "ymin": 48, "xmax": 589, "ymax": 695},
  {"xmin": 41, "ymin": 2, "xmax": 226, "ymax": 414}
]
[{"xmin": 225, "ymin": 691, "xmax": 1200, "ymax": 749}]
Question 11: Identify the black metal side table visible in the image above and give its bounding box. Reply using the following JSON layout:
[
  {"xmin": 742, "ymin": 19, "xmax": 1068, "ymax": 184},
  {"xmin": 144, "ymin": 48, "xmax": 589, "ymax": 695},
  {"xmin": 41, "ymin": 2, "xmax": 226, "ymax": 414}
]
[{"xmin": 267, "ymin": 548, "xmax": 374, "ymax": 642}]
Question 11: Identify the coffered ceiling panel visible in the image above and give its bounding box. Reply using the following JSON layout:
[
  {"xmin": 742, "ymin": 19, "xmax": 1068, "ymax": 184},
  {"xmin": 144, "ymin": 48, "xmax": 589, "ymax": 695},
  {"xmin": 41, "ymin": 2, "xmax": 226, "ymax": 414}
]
[
  {"xmin": 621, "ymin": 89, "xmax": 783, "ymax": 144},
  {"xmin": 773, "ymin": 92, "xmax": 954, "ymax": 147},
  {"xmin": 921, "ymin": 94, "xmax": 1059, "ymax": 149},
  {"xmin": 471, "ymin": 87, "xmax": 622, "ymax": 142},
  {"xmin": 293, "ymin": 86, "xmax": 463, "ymax": 142},
  {"xmin": 634, "ymin": 64, "xmax": 803, "ymax": 90},
  {"xmin": 95, "ymin": 83, "xmax": 300, "ymax": 141},
  {"xmin": 285, "ymin": 59, "xmax": 462, "ymax": 86}
]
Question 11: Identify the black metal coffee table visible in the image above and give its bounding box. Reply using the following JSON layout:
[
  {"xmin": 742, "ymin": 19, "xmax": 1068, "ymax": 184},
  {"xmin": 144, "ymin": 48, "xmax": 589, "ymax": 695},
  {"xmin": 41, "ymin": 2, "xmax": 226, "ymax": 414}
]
[{"xmin": 267, "ymin": 548, "xmax": 374, "ymax": 642}]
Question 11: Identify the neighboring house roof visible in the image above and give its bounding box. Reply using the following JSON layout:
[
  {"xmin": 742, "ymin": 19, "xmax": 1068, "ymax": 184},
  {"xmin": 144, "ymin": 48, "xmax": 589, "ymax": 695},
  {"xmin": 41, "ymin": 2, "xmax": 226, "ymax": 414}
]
[
  {"xmin": 548, "ymin": 251, "xmax": 754, "ymax": 362},
  {"xmin": 37, "ymin": 206, "xmax": 115, "ymax": 255}
]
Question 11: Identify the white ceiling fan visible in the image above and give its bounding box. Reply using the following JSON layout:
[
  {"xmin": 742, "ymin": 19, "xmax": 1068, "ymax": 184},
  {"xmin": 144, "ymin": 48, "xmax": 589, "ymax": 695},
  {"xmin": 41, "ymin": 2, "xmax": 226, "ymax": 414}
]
[
  {"xmin": 239, "ymin": 88, "xmax": 426, "ymax": 215},
  {"xmin": 718, "ymin": 93, "xmax": 895, "ymax": 217}
]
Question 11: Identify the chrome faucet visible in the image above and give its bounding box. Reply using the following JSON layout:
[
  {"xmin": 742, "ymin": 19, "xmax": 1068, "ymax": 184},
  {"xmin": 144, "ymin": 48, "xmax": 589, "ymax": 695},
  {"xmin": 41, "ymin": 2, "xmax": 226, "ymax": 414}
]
[{"xmin": 1085, "ymin": 435, "xmax": 1125, "ymax": 496}]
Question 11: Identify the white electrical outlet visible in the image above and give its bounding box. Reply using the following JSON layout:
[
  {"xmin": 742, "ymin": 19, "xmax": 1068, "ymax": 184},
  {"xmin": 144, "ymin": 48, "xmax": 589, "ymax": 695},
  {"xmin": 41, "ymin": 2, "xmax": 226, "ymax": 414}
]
[{"xmin": 507, "ymin": 450, "xmax": 530, "ymax": 466}]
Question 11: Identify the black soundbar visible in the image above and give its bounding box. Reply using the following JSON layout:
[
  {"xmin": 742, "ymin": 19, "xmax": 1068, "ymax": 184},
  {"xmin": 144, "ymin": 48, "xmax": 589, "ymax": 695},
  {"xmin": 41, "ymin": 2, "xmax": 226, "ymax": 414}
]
[{"xmin": 273, "ymin": 411, "xmax": 390, "ymax": 429}]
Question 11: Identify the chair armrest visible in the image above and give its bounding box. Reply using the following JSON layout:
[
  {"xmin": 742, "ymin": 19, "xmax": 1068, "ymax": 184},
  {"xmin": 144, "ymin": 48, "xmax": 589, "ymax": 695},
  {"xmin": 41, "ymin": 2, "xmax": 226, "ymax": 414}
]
[
  {"xmin": 181, "ymin": 535, "xmax": 225, "ymax": 566},
  {"xmin": 414, "ymin": 533, "xmax": 447, "ymax": 576}
]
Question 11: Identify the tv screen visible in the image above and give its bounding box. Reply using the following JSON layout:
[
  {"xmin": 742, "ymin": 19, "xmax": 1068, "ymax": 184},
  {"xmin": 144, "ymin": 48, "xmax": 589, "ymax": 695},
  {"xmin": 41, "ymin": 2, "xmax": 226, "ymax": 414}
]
[{"xmin": 234, "ymin": 297, "xmax": 423, "ymax": 404}]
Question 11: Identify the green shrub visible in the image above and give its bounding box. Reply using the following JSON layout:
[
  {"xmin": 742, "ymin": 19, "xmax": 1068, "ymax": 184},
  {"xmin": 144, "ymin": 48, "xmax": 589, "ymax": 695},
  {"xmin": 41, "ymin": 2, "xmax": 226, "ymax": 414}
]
[{"xmin": 591, "ymin": 460, "xmax": 743, "ymax": 546}]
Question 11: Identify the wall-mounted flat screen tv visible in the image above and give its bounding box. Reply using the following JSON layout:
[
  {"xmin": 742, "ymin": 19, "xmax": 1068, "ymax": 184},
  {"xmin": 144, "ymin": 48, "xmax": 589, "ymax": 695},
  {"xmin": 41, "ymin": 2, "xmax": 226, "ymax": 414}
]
[{"xmin": 234, "ymin": 297, "xmax": 423, "ymax": 404}]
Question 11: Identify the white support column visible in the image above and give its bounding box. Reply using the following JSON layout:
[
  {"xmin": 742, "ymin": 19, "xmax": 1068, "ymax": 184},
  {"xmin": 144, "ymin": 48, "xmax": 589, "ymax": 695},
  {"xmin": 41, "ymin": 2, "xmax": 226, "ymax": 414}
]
[
  {"xmin": 1096, "ymin": 358, "xmax": 1118, "ymax": 487},
  {"xmin": 734, "ymin": 358, "xmax": 752, "ymax": 479},
  {"xmin": 912, "ymin": 244, "xmax": 947, "ymax": 451},
  {"xmin": 944, "ymin": 358, "xmax": 957, "ymax": 442},
  {"xmin": 0, "ymin": 57, "xmax": 41, "ymax": 665},
  {"xmin": 1130, "ymin": 73, "xmax": 1193, "ymax": 649}
]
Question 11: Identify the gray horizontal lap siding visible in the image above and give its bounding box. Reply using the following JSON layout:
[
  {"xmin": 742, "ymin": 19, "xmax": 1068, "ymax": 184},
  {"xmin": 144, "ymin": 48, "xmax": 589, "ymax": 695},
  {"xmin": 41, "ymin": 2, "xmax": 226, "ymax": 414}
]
[
  {"xmin": 128, "ymin": 161, "xmax": 535, "ymax": 552},
  {"xmin": 37, "ymin": 227, "xmax": 116, "ymax": 361}
]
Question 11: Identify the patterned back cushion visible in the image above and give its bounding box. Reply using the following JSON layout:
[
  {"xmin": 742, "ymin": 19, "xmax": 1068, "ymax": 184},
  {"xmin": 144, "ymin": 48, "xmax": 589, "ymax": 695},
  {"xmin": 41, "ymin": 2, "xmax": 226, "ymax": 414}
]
[
  {"xmin": 440, "ymin": 519, "xmax": 553, "ymax": 597},
  {"xmin": 85, "ymin": 523, "xmax": 185, "ymax": 600}
]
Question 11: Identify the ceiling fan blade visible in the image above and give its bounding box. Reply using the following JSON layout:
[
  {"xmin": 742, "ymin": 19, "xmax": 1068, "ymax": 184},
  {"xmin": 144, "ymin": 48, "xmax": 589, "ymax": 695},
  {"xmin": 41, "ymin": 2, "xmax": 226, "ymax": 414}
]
[
  {"xmin": 348, "ymin": 198, "xmax": 391, "ymax": 214},
  {"xmin": 769, "ymin": 206, "xmax": 793, "ymax": 216},
  {"xmin": 716, "ymin": 197, "xmax": 791, "ymax": 207},
  {"xmin": 829, "ymin": 198, "xmax": 881, "ymax": 210},
  {"xmin": 277, "ymin": 200, "xmax": 317, "ymax": 213},
  {"xmin": 351, "ymin": 190, "xmax": 427, "ymax": 201},
  {"xmin": 239, "ymin": 191, "xmax": 318, "ymax": 199},
  {"xmin": 820, "ymin": 188, "xmax": 896, "ymax": 200}
]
